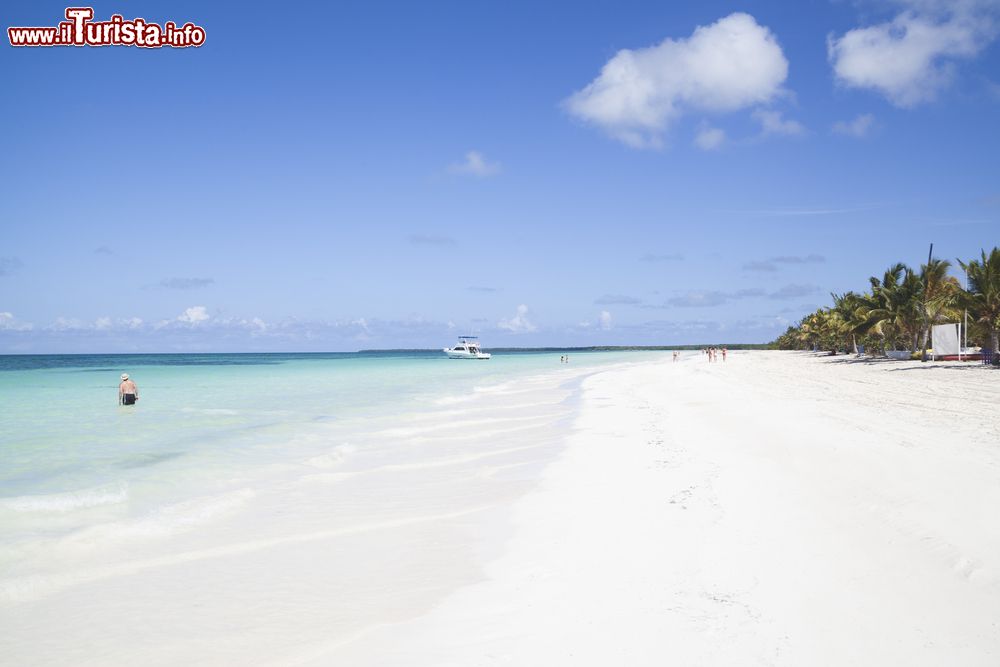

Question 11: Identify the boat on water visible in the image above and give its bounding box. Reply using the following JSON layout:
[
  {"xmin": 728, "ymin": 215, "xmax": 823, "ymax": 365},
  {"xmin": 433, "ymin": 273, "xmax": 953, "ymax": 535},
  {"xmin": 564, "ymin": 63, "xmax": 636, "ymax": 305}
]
[{"xmin": 444, "ymin": 336, "xmax": 491, "ymax": 359}]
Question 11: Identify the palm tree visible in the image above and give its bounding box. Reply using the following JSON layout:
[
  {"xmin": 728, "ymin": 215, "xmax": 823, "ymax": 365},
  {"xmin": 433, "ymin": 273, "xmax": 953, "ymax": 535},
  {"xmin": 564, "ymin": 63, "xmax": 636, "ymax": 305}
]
[
  {"xmin": 830, "ymin": 291, "xmax": 868, "ymax": 353},
  {"xmin": 864, "ymin": 263, "xmax": 923, "ymax": 352},
  {"xmin": 798, "ymin": 309, "xmax": 835, "ymax": 351},
  {"xmin": 959, "ymin": 247, "xmax": 1000, "ymax": 352}
]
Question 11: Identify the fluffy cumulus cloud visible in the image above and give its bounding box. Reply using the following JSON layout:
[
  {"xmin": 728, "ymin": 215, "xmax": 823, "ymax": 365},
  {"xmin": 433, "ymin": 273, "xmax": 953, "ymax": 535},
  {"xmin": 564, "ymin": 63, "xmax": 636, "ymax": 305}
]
[
  {"xmin": 497, "ymin": 304, "xmax": 536, "ymax": 333},
  {"xmin": 177, "ymin": 306, "xmax": 210, "ymax": 324},
  {"xmin": 449, "ymin": 150, "xmax": 501, "ymax": 177},
  {"xmin": 832, "ymin": 113, "xmax": 876, "ymax": 137},
  {"xmin": 828, "ymin": 1, "xmax": 1000, "ymax": 107},
  {"xmin": 0, "ymin": 312, "xmax": 32, "ymax": 331},
  {"xmin": 565, "ymin": 12, "xmax": 790, "ymax": 148}
]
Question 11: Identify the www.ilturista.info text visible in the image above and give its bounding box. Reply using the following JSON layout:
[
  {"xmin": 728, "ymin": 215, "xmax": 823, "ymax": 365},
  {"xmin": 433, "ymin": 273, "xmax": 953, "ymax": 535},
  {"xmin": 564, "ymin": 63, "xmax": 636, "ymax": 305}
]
[{"xmin": 8, "ymin": 8, "xmax": 206, "ymax": 48}]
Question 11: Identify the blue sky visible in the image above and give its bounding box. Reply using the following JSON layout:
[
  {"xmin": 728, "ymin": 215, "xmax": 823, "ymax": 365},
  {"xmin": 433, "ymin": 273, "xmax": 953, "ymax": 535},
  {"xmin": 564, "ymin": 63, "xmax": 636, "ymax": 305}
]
[{"xmin": 2, "ymin": 0, "xmax": 999, "ymax": 352}]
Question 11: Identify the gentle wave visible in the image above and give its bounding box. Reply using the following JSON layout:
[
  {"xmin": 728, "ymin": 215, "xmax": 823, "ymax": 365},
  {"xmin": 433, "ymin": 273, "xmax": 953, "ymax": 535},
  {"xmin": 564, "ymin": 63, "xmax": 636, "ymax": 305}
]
[
  {"xmin": 61, "ymin": 488, "xmax": 256, "ymax": 547},
  {"xmin": 0, "ymin": 482, "xmax": 129, "ymax": 513}
]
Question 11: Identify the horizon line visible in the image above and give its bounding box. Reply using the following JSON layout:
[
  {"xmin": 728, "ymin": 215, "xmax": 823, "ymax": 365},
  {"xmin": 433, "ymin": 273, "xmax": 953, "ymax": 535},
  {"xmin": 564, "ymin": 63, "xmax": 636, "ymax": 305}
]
[{"xmin": 0, "ymin": 344, "xmax": 772, "ymax": 357}]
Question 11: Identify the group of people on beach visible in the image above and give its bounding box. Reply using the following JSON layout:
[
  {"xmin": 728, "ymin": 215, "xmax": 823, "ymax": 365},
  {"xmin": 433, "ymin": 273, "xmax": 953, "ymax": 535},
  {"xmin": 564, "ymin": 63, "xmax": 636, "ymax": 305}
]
[
  {"xmin": 559, "ymin": 355, "xmax": 570, "ymax": 364},
  {"xmin": 704, "ymin": 347, "xmax": 727, "ymax": 362}
]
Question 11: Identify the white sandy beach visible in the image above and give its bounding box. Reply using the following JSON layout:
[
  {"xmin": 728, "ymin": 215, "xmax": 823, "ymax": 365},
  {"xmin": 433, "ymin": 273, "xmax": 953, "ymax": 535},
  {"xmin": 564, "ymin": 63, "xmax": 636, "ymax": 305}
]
[
  {"xmin": 330, "ymin": 351, "xmax": 1000, "ymax": 666},
  {"xmin": 4, "ymin": 351, "xmax": 1000, "ymax": 665}
]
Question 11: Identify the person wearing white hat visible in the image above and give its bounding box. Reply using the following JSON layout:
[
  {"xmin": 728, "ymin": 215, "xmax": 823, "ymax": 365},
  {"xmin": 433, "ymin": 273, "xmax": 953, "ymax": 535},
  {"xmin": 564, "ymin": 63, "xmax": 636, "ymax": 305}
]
[{"xmin": 119, "ymin": 373, "xmax": 139, "ymax": 405}]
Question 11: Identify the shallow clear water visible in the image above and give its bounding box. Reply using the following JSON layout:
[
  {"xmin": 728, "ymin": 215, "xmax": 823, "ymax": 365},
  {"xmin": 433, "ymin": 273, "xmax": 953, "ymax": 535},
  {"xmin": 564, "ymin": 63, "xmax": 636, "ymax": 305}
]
[{"xmin": 0, "ymin": 350, "xmax": 658, "ymax": 537}]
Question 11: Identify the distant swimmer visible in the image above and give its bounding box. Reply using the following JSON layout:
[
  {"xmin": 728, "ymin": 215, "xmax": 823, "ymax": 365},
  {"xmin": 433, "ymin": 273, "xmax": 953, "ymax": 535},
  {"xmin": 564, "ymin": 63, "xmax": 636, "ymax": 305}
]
[
  {"xmin": 722, "ymin": 347, "xmax": 728, "ymax": 362},
  {"xmin": 672, "ymin": 351, "xmax": 679, "ymax": 362},
  {"xmin": 119, "ymin": 373, "xmax": 139, "ymax": 405}
]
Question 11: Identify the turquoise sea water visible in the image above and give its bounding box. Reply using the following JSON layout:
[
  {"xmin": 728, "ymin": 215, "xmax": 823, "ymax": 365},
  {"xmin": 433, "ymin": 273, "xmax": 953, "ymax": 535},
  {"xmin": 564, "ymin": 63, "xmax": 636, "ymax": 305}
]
[{"xmin": 0, "ymin": 351, "xmax": 657, "ymax": 530}]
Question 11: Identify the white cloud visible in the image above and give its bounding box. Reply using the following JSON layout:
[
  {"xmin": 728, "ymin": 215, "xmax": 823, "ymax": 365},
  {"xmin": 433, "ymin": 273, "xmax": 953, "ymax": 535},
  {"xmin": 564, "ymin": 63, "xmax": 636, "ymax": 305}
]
[
  {"xmin": 694, "ymin": 124, "xmax": 726, "ymax": 150},
  {"xmin": 449, "ymin": 150, "xmax": 501, "ymax": 176},
  {"xmin": 44, "ymin": 313, "xmax": 146, "ymax": 332},
  {"xmin": 0, "ymin": 312, "xmax": 33, "ymax": 331},
  {"xmin": 599, "ymin": 310, "xmax": 613, "ymax": 330},
  {"xmin": 828, "ymin": 3, "xmax": 998, "ymax": 107},
  {"xmin": 753, "ymin": 109, "xmax": 805, "ymax": 136},
  {"xmin": 45, "ymin": 316, "xmax": 146, "ymax": 332},
  {"xmin": 564, "ymin": 12, "xmax": 789, "ymax": 148},
  {"xmin": 497, "ymin": 304, "xmax": 536, "ymax": 333},
  {"xmin": 177, "ymin": 306, "xmax": 210, "ymax": 324},
  {"xmin": 832, "ymin": 113, "xmax": 876, "ymax": 137}
]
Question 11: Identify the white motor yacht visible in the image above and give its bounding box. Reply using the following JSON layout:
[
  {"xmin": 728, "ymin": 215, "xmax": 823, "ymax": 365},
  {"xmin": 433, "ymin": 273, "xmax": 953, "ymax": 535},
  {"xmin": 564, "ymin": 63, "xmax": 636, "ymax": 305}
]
[{"xmin": 444, "ymin": 336, "xmax": 491, "ymax": 359}]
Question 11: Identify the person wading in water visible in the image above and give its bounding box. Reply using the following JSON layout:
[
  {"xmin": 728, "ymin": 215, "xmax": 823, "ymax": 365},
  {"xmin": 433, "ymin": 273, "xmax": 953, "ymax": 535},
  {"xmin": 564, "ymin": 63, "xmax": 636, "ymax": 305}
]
[{"xmin": 119, "ymin": 373, "xmax": 139, "ymax": 405}]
